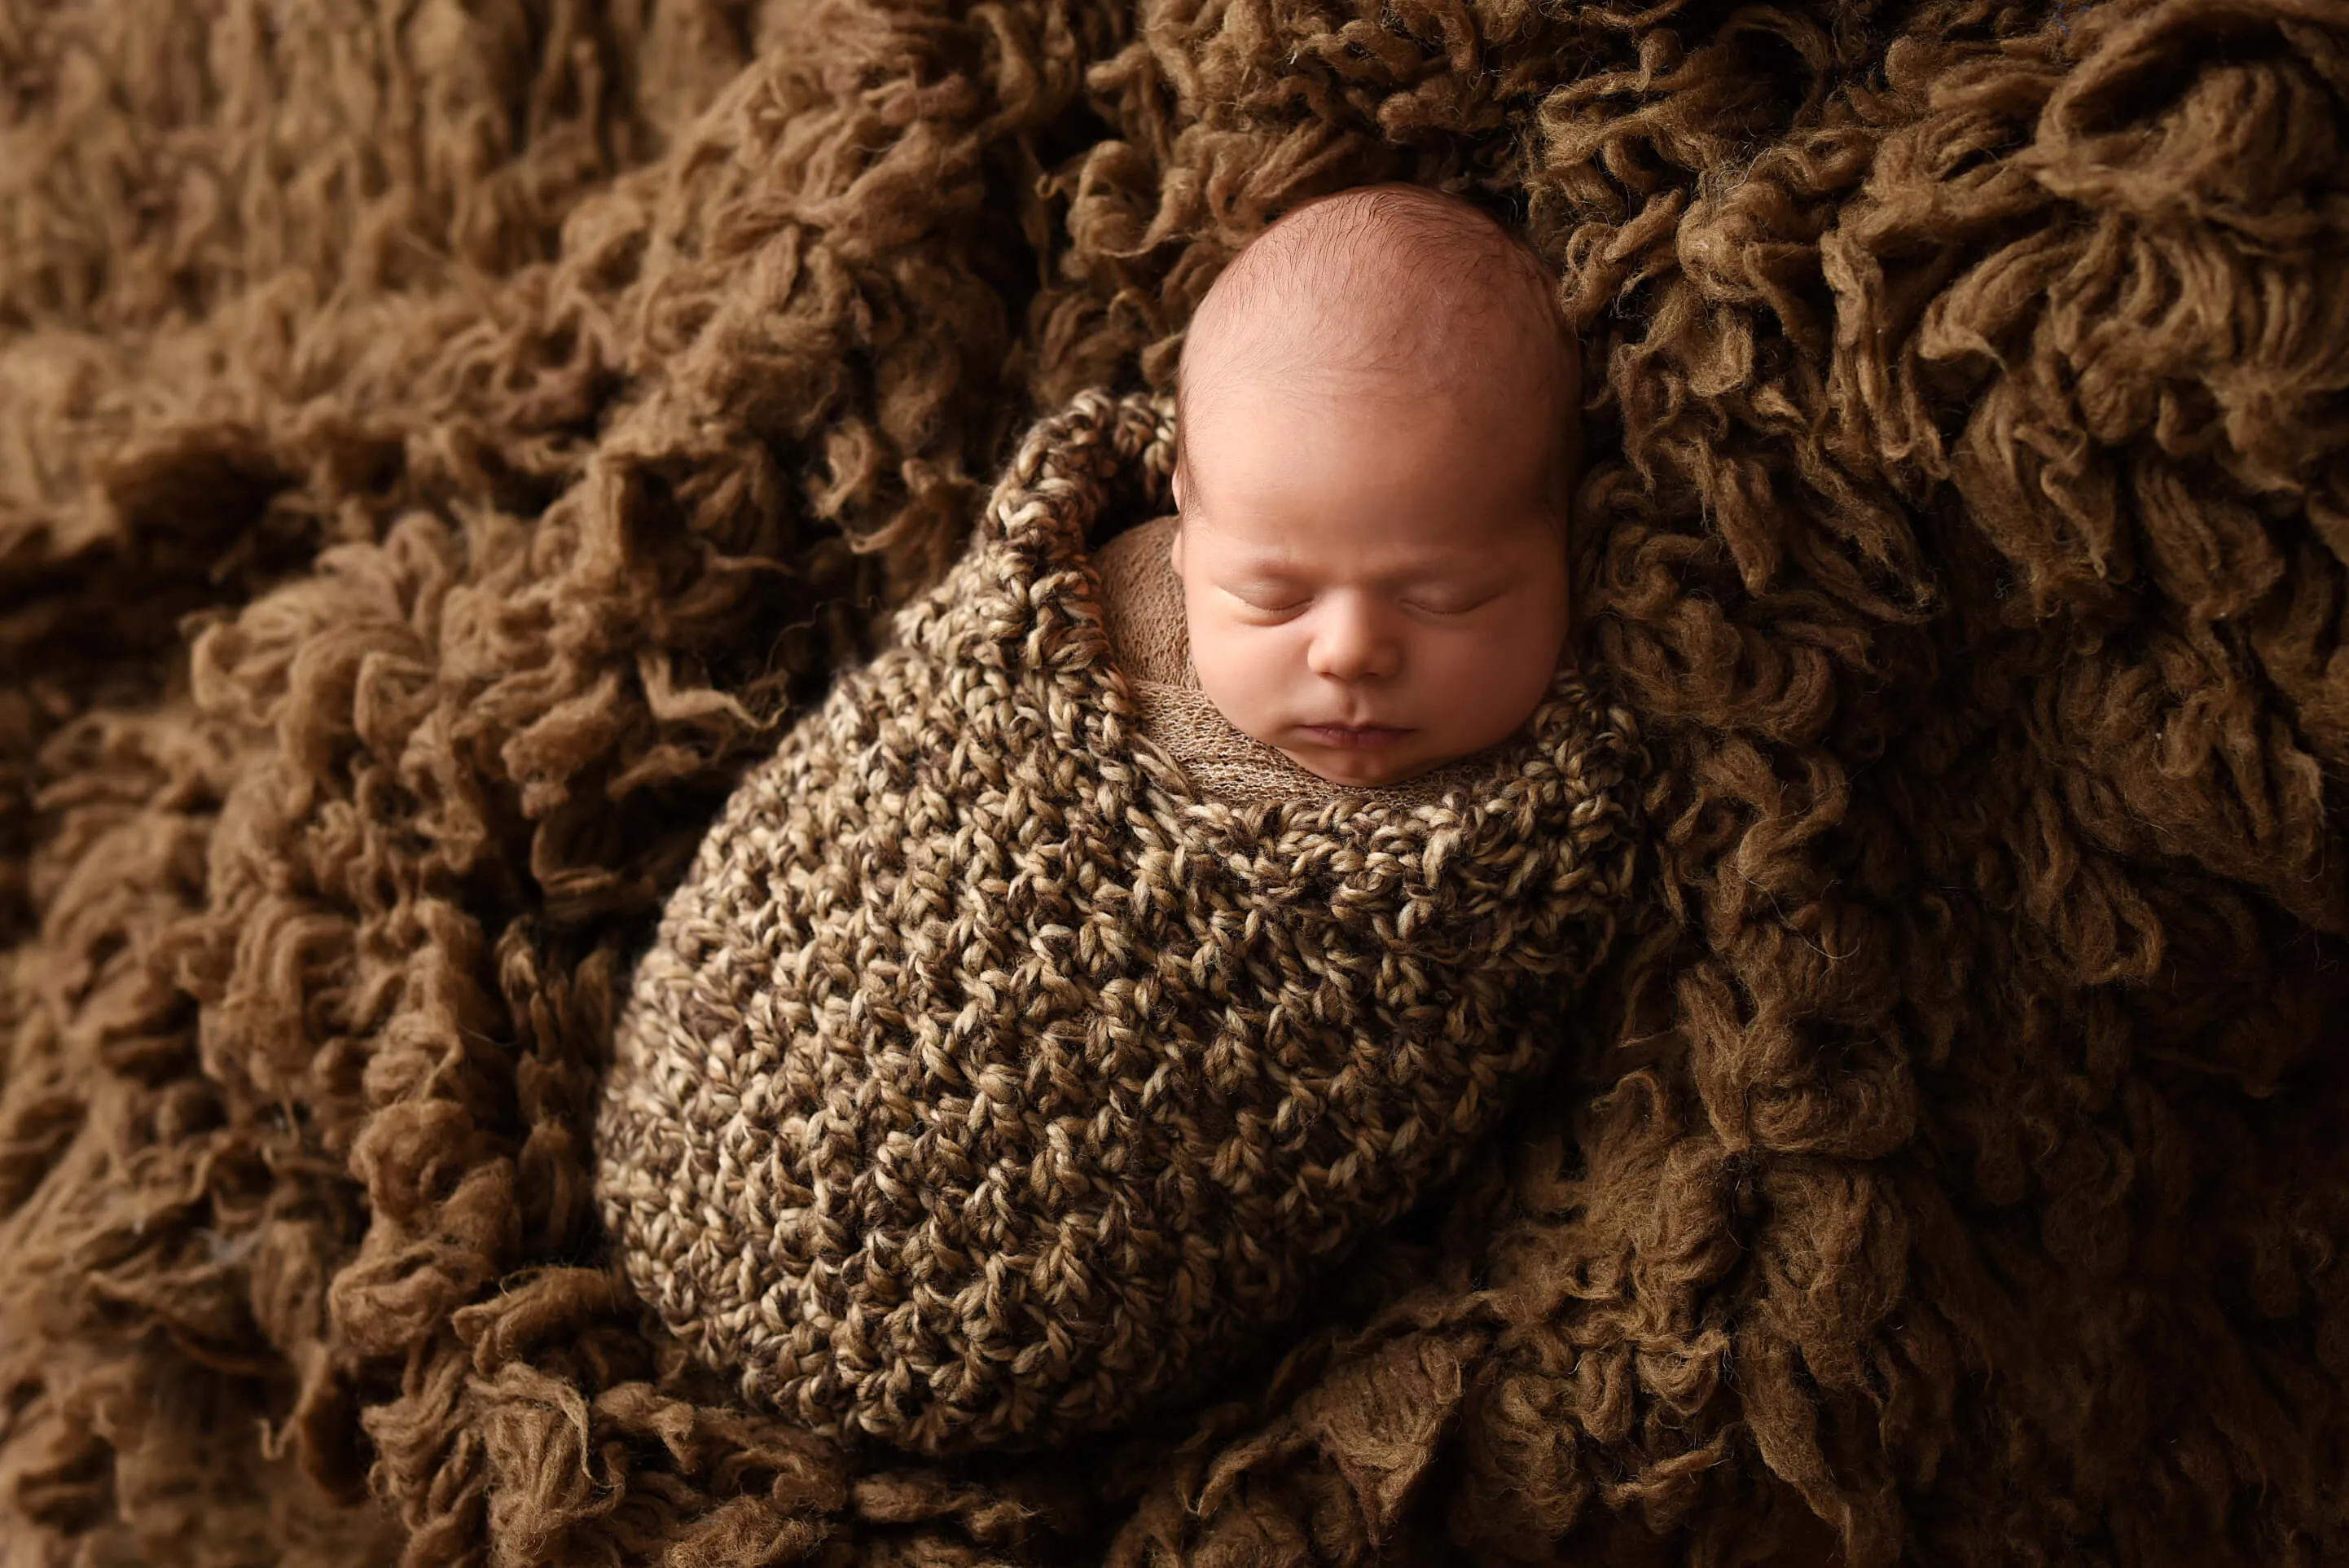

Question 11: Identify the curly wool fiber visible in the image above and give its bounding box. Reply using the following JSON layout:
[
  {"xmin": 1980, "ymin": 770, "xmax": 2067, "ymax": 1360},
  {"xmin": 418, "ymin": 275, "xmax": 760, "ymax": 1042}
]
[
  {"xmin": 2, "ymin": 0, "xmax": 2348, "ymax": 1563},
  {"xmin": 595, "ymin": 390, "xmax": 1641, "ymax": 1454}
]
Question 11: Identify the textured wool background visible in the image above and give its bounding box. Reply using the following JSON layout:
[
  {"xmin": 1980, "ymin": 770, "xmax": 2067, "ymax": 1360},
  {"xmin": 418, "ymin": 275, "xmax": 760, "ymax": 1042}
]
[{"xmin": 1, "ymin": 0, "xmax": 2345, "ymax": 1563}]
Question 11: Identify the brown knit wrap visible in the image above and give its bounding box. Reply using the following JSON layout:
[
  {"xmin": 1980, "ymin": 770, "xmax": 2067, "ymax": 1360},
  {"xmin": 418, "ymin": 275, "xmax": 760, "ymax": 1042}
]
[{"xmin": 593, "ymin": 388, "xmax": 1644, "ymax": 1454}]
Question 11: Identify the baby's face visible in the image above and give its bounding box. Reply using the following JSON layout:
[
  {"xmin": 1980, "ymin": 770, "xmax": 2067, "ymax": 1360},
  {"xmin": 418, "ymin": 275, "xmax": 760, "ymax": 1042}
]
[{"xmin": 1171, "ymin": 380, "xmax": 1570, "ymax": 788}]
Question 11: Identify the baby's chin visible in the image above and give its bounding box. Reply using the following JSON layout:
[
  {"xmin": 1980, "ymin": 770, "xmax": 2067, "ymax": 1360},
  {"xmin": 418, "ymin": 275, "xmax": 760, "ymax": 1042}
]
[{"xmin": 1271, "ymin": 736, "xmax": 1452, "ymax": 789}]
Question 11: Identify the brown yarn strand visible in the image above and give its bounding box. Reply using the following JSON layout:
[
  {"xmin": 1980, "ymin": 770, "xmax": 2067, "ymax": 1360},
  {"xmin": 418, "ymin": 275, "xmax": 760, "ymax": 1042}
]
[
  {"xmin": 595, "ymin": 389, "xmax": 1643, "ymax": 1453},
  {"xmin": 3, "ymin": 0, "xmax": 2348, "ymax": 1561}
]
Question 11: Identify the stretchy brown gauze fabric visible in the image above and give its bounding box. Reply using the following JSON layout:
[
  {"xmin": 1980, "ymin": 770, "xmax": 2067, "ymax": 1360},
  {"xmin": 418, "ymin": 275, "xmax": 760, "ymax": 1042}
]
[{"xmin": 594, "ymin": 389, "xmax": 1643, "ymax": 1452}]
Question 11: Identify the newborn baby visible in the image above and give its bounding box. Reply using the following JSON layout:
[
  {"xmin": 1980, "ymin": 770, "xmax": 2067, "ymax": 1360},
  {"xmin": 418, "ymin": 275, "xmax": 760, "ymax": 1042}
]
[
  {"xmin": 1100, "ymin": 182, "xmax": 1582, "ymax": 788},
  {"xmin": 596, "ymin": 189, "xmax": 1640, "ymax": 1460}
]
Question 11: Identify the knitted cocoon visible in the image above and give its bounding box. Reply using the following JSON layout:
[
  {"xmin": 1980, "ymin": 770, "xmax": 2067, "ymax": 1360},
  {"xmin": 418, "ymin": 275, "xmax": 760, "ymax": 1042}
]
[{"xmin": 594, "ymin": 389, "xmax": 1644, "ymax": 1453}]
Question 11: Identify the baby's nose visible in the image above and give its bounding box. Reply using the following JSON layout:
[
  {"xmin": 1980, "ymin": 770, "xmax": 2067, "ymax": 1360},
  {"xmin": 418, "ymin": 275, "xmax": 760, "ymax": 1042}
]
[{"xmin": 1306, "ymin": 597, "xmax": 1401, "ymax": 681}]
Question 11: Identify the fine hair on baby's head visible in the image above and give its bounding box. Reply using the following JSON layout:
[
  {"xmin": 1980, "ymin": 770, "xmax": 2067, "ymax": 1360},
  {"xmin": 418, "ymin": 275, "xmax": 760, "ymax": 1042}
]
[
  {"xmin": 1174, "ymin": 184, "xmax": 1580, "ymax": 525},
  {"xmin": 1168, "ymin": 183, "xmax": 1583, "ymax": 789}
]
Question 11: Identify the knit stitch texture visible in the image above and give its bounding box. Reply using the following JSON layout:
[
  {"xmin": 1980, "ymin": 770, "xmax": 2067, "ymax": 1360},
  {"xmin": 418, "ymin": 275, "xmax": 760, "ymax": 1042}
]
[{"xmin": 595, "ymin": 389, "xmax": 1643, "ymax": 1452}]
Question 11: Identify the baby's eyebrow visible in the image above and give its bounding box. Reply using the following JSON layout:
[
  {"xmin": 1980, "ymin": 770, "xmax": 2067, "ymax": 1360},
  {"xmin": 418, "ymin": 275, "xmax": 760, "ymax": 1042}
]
[
  {"xmin": 1215, "ymin": 564, "xmax": 1498, "ymax": 599},
  {"xmin": 1232, "ymin": 546, "xmax": 1486, "ymax": 575},
  {"xmin": 1209, "ymin": 550, "xmax": 1311, "ymax": 582}
]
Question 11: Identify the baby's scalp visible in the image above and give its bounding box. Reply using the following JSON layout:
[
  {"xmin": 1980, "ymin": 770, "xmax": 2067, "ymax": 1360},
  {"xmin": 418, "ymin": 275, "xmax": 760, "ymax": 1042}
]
[{"xmin": 1174, "ymin": 183, "xmax": 1581, "ymax": 517}]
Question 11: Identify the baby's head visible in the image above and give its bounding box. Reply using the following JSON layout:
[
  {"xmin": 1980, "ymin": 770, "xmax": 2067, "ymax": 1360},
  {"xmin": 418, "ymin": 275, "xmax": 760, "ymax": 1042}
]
[{"xmin": 1170, "ymin": 184, "xmax": 1581, "ymax": 788}]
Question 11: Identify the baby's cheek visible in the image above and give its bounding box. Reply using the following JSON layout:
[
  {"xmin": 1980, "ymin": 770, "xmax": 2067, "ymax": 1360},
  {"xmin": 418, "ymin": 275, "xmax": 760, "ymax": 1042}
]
[
  {"xmin": 1190, "ymin": 620, "xmax": 1273, "ymax": 718},
  {"xmin": 1456, "ymin": 630, "xmax": 1553, "ymax": 733}
]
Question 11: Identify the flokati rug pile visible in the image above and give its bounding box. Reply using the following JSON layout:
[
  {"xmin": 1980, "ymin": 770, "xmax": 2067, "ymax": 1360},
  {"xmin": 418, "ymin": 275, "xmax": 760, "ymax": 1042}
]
[{"xmin": 1, "ymin": 0, "xmax": 2346, "ymax": 1563}]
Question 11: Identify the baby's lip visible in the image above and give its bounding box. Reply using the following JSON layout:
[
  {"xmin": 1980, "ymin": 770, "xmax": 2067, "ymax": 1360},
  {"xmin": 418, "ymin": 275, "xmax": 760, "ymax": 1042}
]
[{"xmin": 1298, "ymin": 723, "xmax": 1412, "ymax": 749}]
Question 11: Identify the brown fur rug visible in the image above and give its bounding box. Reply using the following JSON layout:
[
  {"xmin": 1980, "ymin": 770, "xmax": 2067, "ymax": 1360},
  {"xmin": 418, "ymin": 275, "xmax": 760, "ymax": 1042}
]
[{"xmin": 2, "ymin": 0, "xmax": 2346, "ymax": 1562}]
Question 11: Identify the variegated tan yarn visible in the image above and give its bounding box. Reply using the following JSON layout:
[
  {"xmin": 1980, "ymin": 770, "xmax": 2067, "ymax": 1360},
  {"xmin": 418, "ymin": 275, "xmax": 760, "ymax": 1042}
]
[{"xmin": 594, "ymin": 388, "xmax": 1643, "ymax": 1455}]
